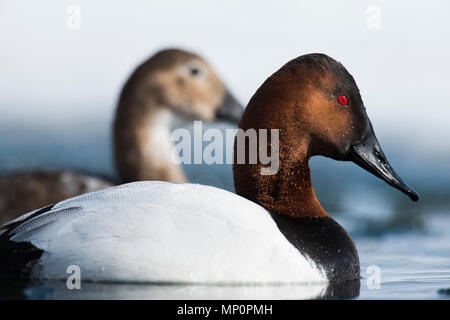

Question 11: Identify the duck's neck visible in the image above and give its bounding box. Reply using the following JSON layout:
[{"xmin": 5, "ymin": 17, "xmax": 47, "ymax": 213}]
[
  {"xmin": 114, "ymin": 107, "xmax": 188, "ymax": 183},
  {"xmin": 234, "ymin": 141, "xmax": 327, "ymax": 218}
]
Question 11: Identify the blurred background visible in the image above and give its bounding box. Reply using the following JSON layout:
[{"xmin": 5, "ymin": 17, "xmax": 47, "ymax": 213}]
[{"xmin": 0, "ymin": 0, "xmax": 449, "ymax": 299}]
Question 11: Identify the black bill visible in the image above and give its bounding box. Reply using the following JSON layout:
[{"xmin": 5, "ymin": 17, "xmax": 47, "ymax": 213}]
[
  {"xmin": 347, "ymin": 121, "xmax": 419, "ymax": 201},
  {"xmin": 215, "ymin": 90, "xmax": 244, "ymax": 124}
]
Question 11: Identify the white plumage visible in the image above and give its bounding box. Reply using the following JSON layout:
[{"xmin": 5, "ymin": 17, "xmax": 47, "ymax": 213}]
[{"xmin": 5, "ymin": 181, "xmax": 326, "ymax": 284}]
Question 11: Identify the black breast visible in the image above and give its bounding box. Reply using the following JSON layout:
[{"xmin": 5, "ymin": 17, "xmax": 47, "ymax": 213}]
[{"xmin": 269, "ymin": 212, "xmax": 360, "ymax": 281}]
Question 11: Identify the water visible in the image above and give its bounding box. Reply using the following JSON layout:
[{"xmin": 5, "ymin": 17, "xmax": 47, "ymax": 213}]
[
  {"xmin": 346, "ymin": 213, "xmax": 450, "ymax": 299},
  {"xmin": 0, "ymin": 122, "xmax": 449, "ymax": 300},
  {"xmin": 5, "ymin": 213, "xmax": 448, "ymax": 300}
]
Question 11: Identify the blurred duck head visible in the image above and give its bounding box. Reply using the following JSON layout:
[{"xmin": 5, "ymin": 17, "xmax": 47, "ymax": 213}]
[
  {"xmin": 118, "ymin": 48, "xmax": 243, "ymax": 124},
  {"xmin": 114, "ymin": 48, "xmax": 244, "ymax": 183}
]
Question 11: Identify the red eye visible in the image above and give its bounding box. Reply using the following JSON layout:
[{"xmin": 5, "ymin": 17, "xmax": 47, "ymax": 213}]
[{"xmin": 337, "ymin": 95, "xmax": 348, "ymax": 106}]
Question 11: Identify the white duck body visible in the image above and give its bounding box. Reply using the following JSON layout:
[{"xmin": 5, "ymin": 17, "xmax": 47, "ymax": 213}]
[{"xmin": 4, "ymin": 181, "xmax": 326, "ymax": 284}]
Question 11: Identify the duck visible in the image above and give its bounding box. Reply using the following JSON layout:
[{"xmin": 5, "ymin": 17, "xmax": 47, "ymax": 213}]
[
  {"xmin": 114, "ymin": 48, "xmax": 243, "ymax": 183},
  {"xmin": 0, "ymin": 48, "xmax": 243, "ymax": 224},
  {"xmin": 0, "ymin": 170, "xmax": 114, "ymax": 225},
  {"xmin": 0, "ymin": 53, "xmax": 418, "ymax": 286}
]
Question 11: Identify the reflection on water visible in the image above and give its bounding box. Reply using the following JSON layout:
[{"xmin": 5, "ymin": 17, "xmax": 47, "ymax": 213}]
[
  {"xmin": 1, "ymin": 279, "xmax": 360, "ymax": 300},
  {"xmin": 0, "ymin": 123, "xmax": 449, "ymax": 300}
]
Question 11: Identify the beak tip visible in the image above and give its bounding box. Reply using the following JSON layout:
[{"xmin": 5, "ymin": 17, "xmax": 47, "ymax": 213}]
[
  {"xmin": 409, "ymin": 191, "xmax": 419, "ymax": 202},
  {"xmin": 399, "ymin": 181, "xmax": 419, "ymax": 202}
]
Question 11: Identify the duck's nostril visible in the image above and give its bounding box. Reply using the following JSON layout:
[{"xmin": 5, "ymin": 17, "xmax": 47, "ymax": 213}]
[
  {"xmin": 374, "ymin": 151, "xmax": 383, "ymax": 161},
  {"xmin": 374, "ymin": 151, "xmax": 388, "ymax": 169}
]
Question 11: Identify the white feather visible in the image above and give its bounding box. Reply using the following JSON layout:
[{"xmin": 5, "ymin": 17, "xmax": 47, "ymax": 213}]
[{"xmin": 9, "ymin": 181, "xmax": 327, "ymax": 284}]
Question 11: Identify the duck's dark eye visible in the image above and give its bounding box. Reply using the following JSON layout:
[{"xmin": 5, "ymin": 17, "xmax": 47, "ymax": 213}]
[
  {"xmin": 337, "ymin": 95, "xmax": 348, "ymax": 106},
  {"xmin": 189, "ymin": 67, "xmax": 200, "ymax": 76}
]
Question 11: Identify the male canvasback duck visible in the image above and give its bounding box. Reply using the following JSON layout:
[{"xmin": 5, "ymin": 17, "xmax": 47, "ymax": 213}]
[
  {"xmin": 0, "ymin": 48, "xmax": 243, "ymax": 224},
  {"xmin": 0, "ymin": 54, "xmax": 418, "ymax": 287}
]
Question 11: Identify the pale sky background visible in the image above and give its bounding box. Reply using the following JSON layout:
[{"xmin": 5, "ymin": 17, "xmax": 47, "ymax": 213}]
[{"xmin": 0, "ymin": 0, "xmax": 449, "ymax": 157}]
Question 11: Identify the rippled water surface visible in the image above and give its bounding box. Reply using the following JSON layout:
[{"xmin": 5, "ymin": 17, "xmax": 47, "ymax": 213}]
[{"xmin": 0, "ymin": 124, "xmax": 449, "ymax": 300}]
